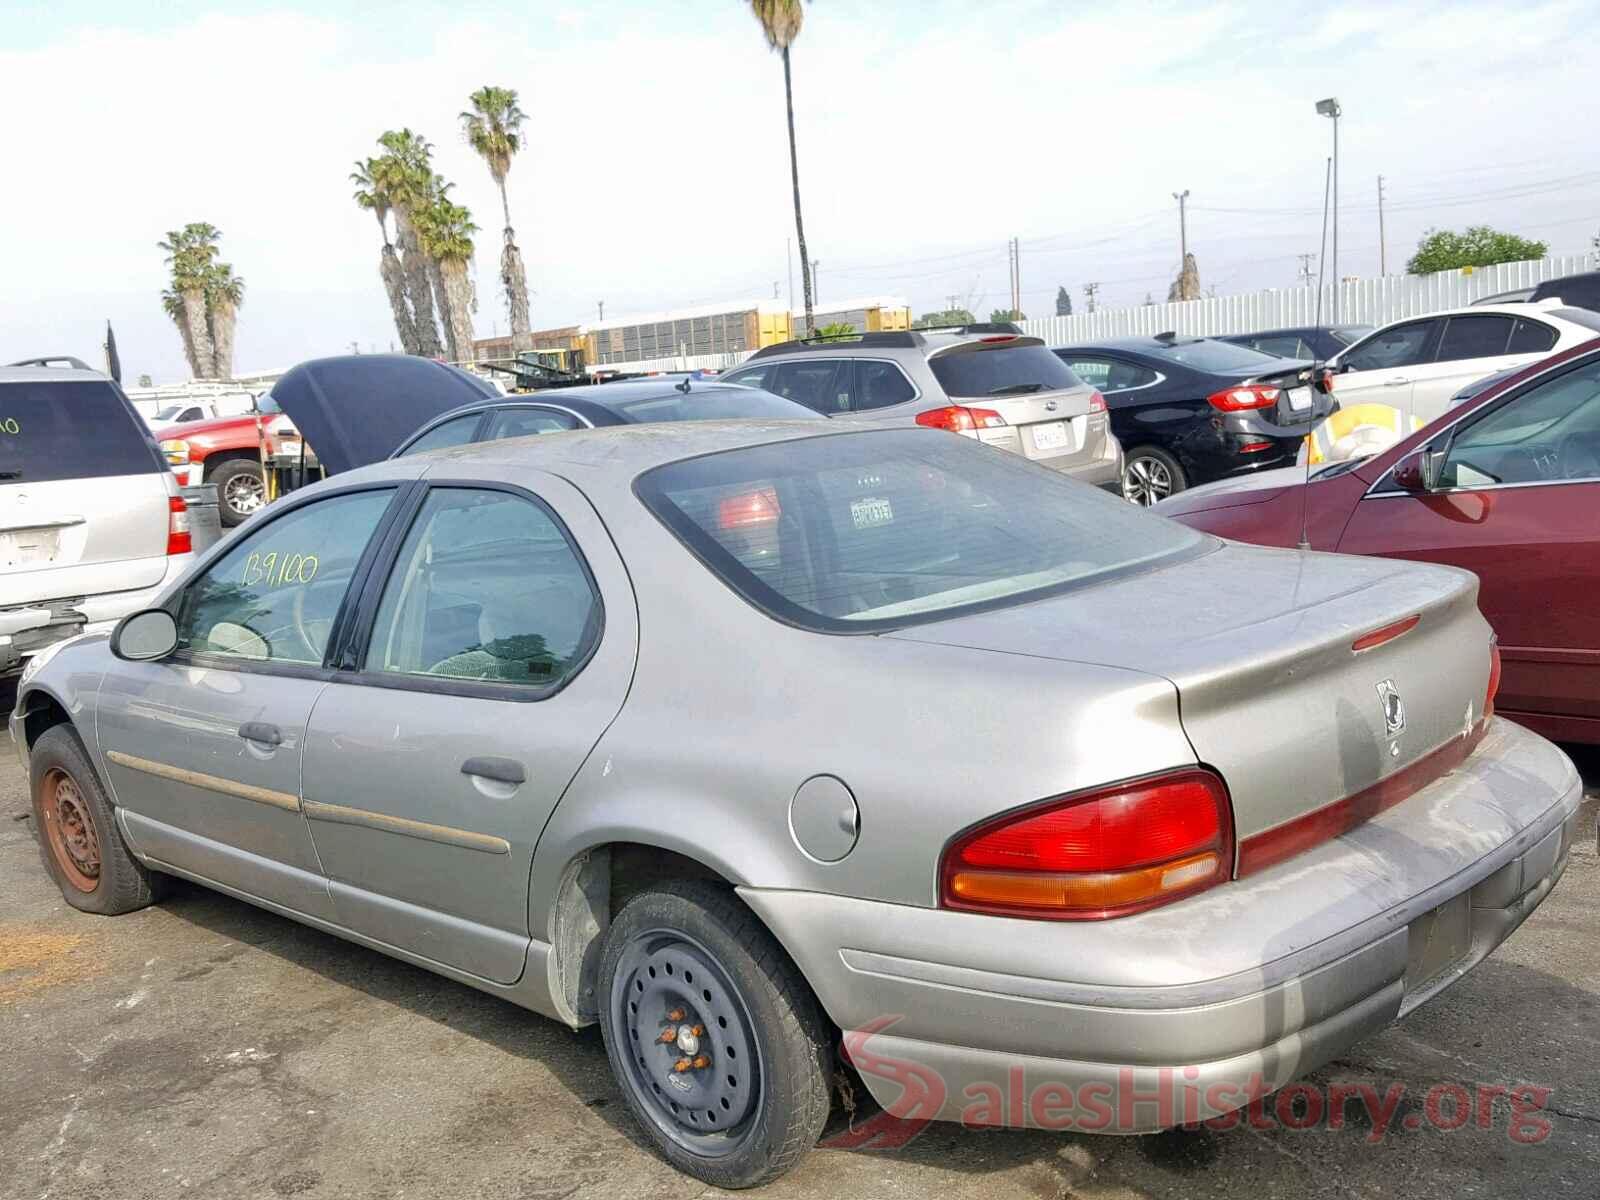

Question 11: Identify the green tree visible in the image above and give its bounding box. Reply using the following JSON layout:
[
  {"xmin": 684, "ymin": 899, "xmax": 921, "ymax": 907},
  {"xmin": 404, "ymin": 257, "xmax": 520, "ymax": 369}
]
[
  {"xmin": 415, "ymin": 196, "xmax": 480, "ymax": 366},
  {"xmin": 352, "ymin": 156, "xmax": 420, "ymax": 355},
  {"xmin": 814, "ymin": 321, "xmax": 855, "ymax": 338},
  {"xmin": 747, "ymin": 1, "xmax": 814, "ymax": 334},
  {"xmin": 913, "ymin": 308, "xmax": 976, "ymax": 328},
  {"xmin": 989, "ymin": 307, "xmax": 1025, "ymax": 323},
  {"xmin": 1406, "ymin": 225, "xmax": 1549, "ymax": 274},
  {"xmin": 1054, "ymin": 285, "xmax": 1072, "ymax": 317},
  {"xmin": 205, "ymin": 263, "xmax": 245, "ymax": 380},
  {"xmin": 157, "ymin": 223, "xmax": 239, "ymax": 379},
  {"xmin": 373, "ymin": 129, "xmax": 444, "ymax": 357},
  {"xmin": 461, "ymin": 86, "xmax": 532, "ymax": 346}
]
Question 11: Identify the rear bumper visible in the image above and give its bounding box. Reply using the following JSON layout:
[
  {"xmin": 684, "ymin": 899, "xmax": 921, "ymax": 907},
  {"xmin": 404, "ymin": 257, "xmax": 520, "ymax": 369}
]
[
  {"xmin": 0, "ymin": 555, "xmax": 191, "ymax": 676},
  {"xmin": 741, "ymin": 718, "xmax": 1580, "ymax": 1131}
]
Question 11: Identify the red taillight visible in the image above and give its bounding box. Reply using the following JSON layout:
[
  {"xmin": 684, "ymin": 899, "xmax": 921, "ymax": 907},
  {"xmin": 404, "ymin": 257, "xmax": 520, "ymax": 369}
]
[
  {"xmin": 1087, "ymin": 390, "xmax": 1107, "ymax": 414},
  {"xmin": 717, "ymin": 486, "xmax": 780, "ymax": 530},
  {"xmin": 1351, "ymin": 613, "xmax": 1420, "ymax": 653},
  {"xmin": 166, "ymin": 495, "xmax": 192, "ymax": 556},
  {"xmin": 1207, "ymin": 385, "xmax": 1280, "ymax": 412},
  {"xmin": 940, "ymin": 768, "xmax": 1234, "ymax": 920},
  {"xmin": 1314, "ymin": 367, "xmax": 1337, "ymax": 394},
  {"xmin": 979, "ymin": 334, "xmax": 1017, "ymax": 343},
  {"xmin": 915, "ymin": 405, "xmax": 1007, "ymax": 433},
  {"xmin": 1486, "ymin": 636, "xmax": 1502, "ymax": 718},
  {"xmin": 1238, "ymin": 440, "xmax": 1274, "ymax": 454}
]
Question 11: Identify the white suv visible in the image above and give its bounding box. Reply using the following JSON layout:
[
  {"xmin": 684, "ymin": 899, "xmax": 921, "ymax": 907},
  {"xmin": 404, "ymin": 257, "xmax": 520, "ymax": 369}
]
[
  {"xmin": 1327, "ymin": 300, "xmax": 1600, "ymax": 428},
  {"xmin": 1, "ymin": 364, "xmax": 194, "ymax": 676}
]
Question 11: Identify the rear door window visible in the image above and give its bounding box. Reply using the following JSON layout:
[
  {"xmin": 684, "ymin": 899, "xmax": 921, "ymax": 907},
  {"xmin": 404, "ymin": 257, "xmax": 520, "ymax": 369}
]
[
  {"xmin": 485, "ymin": 407, "xmax": 583, "ymax": 440},
  {"xmin": 0, "ymin": 380, "xmax": 159, "ymax": 483},
  {"xmin": 928, "ymin": 344, "xmax": 1082, "ymax": 398},
  {"xmin": 1436, "ymin": 315, "xmax": 1514, "ymax": 362},
  {"xmin": 1056, "ymin": 356, "xmax": 1157, "ymax": 393},
  {"xmin": 1507, "ymin": 318, "xmax": 1559, "ymax": 355},
  {"xmin": 1250, "ymin": 335, "xmax": 1311, "ymax": 359},
  {"xmin": 772, "ymin": 360, "xmax": 854, "ymax": 414},
  {"xmin": 399, "ymin": 413, "xmax": 484, "ymax": 456},
  {"xmin": 854, "ymin": 361, "xmax": 917, "ymax": 410},
  {"xmin": 1342, "ymin": 320, "xmax": 1441, "ymax": 371}
]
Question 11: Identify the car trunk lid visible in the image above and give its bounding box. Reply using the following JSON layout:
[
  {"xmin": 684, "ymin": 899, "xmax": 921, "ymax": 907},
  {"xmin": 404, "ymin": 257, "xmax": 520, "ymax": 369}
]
[
  {"xmin": 885, "ymin": 541, "xmax": 1493, "ymax": 846},
  {"xmin": 1218, "ymin": 358, "xmax": 1329, "ymax": 434},
  {"xmin": 927, "ymin": 338, "xmax": 1097, "ymax": 465}
]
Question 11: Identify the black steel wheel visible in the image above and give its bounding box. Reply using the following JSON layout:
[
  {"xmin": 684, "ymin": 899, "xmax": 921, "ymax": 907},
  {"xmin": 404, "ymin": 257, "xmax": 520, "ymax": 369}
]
[{"xmin": 598, "ymin": 881, "xmax": 831, "ymax": 1189}]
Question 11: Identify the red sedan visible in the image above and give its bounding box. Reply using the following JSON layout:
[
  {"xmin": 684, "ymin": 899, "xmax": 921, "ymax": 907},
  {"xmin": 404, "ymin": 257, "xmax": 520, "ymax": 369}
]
[{"xmin": 1160, "ymin": 337, "xmax": 1600, "ymax": 745}]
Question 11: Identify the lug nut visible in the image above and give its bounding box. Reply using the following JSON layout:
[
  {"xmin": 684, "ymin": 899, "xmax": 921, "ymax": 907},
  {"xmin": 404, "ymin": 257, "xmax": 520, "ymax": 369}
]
[
  {"xmin": 673, "ymin": 1058, "xmax": 692, "ymax": 1073},
  {"xmin": 691, "ymin": 1055, "xmax": 710, "ymax": 1070},
  {"xmin": 690, "ymin": 1024, "xmax": 705, "ymax": 1038},
  {"xmin": 667, "ymin": 1008, "xmax": 686, "ymax": 1022},
  {"xmin": 658, "ymin": 1027, "xmax": 678, "ymax": 1044}
]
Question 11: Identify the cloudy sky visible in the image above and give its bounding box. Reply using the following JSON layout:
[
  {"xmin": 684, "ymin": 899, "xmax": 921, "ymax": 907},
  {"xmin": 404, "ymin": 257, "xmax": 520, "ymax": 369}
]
[{"xmin": 3, "ymin": 0, "xmax": 1598, "ymax": 383}]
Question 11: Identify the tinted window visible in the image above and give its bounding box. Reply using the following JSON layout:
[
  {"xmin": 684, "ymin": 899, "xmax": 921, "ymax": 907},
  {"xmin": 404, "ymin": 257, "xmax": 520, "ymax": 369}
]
[
  {"xmin": 1507, "ymin": 318, "xmax": 1558, "ymax": 355},
  {"xmin": 1251, "ymin": 335, "xmax": 1311, "ymax": 359},
  {"xmin": 1342, "ymin": 321, "xmax": 1438, "ymax": 371},
  {"xmin": 1143, "ymin": 339, "xmax": 1282, "ymax": 372},
  {"xmin": 722, "ymin": 365, "xmax": 773, "ymax": 390},
  {"xmin": 1442, "ymin": 358, "xmax": 1600, "ymax": 487},
  {"xmin": 400, "ymin": 413, "xmax": 483, "ymax": 456},
  {"xmin": 855, "ymin": 361, "xmax": 917, "ymax": 410},
  {"xmin": 928, "ymin": 344, "xmax": 1082, "ymax": 398},
  {"xmin": 607, "ymin": 385, "xmax": 817, "ymax": 422},
  {"xmin": 365, "ymin": 489, "xmax": 598, "ymax": 688},
  {"xmin": 486, "ymin": 408, "xmax": 581, "ymax": 440},
  {"xmin": 1436, "ymin": 315, "xmax": 1513, "ymax": 362},
  {"xmin": 177, "ymin": 489, "xmax": 393, "ymax": 664},
  {"xmin": 637, "ymin": 430, "xmax": 1207, "ymax": 634},
  {"xmin": 771, "ymin": 360, "xmax": 852, "ymax": 414},
  {"xmin": 0, "ymin": 380, "xmax": 159, "ymax": 483},
  {"xmin": 1058, "ymin": 356, "xmax": 1157, "ymax": 392}
]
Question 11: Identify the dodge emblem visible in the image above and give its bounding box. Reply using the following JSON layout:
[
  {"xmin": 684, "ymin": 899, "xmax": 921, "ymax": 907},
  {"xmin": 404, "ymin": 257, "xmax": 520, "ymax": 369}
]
[{"xmin": 1376, "ymin": 678, "xmax": 1406, "ymax": 738}]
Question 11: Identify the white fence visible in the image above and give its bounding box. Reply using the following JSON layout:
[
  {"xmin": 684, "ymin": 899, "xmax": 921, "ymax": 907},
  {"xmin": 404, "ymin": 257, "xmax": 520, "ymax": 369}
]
[{"xmin": 1018, "ymin": 253, "xmax": 1597, "ymax": 346}]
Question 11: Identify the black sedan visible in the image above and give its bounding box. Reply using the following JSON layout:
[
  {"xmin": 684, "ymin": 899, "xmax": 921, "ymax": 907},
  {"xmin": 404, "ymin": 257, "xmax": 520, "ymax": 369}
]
[
  {"xmin": 1217, "ymin": 325, "xmax": 1373, "ymax": 362},
  {"xmin": 1055, "ymin": 336, "xmax": 1331, "ymax": 505},
  {"xmin": 392, "ymin": 378, "xmax": 821, "ymax": 458}
]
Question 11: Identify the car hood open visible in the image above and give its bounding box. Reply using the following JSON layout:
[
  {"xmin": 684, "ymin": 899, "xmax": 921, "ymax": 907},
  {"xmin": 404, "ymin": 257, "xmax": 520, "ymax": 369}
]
[{"xmin": 269, "ymin": 355, "xmax": 498, "ymax": 473}]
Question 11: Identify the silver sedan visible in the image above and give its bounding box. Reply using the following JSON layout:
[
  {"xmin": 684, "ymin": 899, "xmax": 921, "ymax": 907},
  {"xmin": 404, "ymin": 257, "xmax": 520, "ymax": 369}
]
[{"xmin": 11, "ymin": 421, "xmax": 1583, "ymax": 1188}]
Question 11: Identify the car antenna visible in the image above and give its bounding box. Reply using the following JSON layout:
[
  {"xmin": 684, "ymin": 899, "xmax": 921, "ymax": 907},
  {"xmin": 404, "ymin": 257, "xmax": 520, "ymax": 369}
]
[
  {"xmin": 1296, "ymin": 369, "xmax": 1325, "ymax": 551},
  {"xmin": 675, "ymin": 375, "xmax": 692, "ymax": 394}
]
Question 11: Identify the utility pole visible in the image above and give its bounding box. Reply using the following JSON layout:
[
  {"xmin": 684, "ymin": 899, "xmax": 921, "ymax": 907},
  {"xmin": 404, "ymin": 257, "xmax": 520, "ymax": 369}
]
[
  {"xmin": 1316, "ymin": 97, "xmax": 1342, "ymax": 321},
  {"xmin": 786, "ymin": 237, "xmax": 794, "ymax": 312},
  {"xmin": 1083, "ymin": 282, "xmax": 1100, "ymax": 314},
  {"xmin": 1172, "ymin": 190, "xmax": 1190, "ymax": 265},
  {"xmin": 1297, "ymin": 253, "xmax": 1316, "ymax": 287},
  {"xmin": 810, "ymin": 260, "xmax": 819, "ymax": 311},
  {"xmin": 1377, "ymin": 174, "xmax": 1388, "ymax": 275},
  {"xmin": 597, "ymin": 300, "xmax": 605, "ymax": 322},
  {"xmin": 773, "ymin": 281, "xmax": 780, "ymax": 299},
  {"xmin": 1007, "ymin": 236, "xmax": 1022, "ymax": 315}
]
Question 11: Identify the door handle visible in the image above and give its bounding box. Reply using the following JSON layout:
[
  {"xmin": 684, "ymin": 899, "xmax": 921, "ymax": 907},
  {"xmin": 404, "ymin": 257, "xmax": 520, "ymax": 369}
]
[
  {"xmin": 238, "ymin": 721, "xmax": 283, "ymax": 747},
  {"xmin": 1383, "ymin": 376, "xmax": 1410, "ymax": 387},
  {"xmin": 461, "ymin": 756, "xmax": 526, "ymax": 786}
]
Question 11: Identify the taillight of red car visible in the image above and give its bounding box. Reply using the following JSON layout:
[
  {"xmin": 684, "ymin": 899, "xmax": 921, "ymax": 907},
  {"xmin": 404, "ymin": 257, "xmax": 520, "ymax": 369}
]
[
  {"xmin": 1486, "ymin": 636, "xmax": 1502, "ymax": 718},
  {"xmin": 1206, "ymin": 385, "xmax": 1280, "ymax": 412},
  {"xmin": 167, "ymin": 495, "xmax": 192, "ymax": 556},
  {"xmin": 940, "ymin": 768, "xmax": 1234, "ymax": 920},
  {"xmin": 915, "ymin": 405, "xmax": 1007, "ymax": 433}
]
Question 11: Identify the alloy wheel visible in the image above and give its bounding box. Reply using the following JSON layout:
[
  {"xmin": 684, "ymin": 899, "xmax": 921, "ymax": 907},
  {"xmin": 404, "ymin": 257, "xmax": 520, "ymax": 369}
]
[
  {"xmin": 39, "ymin": 767, "xmax": 102, "ymax": 894},
  {"xmin": 611, "ymin": 928, "xmax": 763, "ymax": 1157},
  {"xmin": 1122, "ymin": 456, "xmax": 1174, "ymax": 507},
  {"xmin": 224, "ymin": 472, "xmax": 265, "ymax": 516}
]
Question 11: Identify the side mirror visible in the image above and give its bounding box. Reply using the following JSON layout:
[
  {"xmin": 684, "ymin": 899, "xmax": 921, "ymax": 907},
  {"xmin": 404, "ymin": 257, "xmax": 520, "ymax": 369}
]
[
  {"xmin": 1391, "ymin": 447, "xmax": 1447, "ymax": 493},
  {"xmin": 110, "ymin": 609, "xmax": 178, "ymax": 661}
]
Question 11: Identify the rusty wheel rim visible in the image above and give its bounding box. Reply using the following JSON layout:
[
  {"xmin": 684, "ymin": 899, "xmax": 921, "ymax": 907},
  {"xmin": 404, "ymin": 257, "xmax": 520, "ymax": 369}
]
[{"xmin": 39, "ymin": 767, "xmax": 101, "ymax": 894}]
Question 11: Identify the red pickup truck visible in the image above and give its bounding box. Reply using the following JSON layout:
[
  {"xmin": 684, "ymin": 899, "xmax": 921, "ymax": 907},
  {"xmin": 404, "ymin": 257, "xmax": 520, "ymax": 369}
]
[{"xmin": 152, "ymin": 397, "xmax": 301, "ymax": 525}]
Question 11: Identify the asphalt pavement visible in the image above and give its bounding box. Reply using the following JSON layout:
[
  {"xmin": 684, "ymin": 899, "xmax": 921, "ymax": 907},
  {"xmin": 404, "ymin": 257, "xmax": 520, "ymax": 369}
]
[{"xmin": 2, "ymin": 678, "xmax": 1596, "ymax": 1199}]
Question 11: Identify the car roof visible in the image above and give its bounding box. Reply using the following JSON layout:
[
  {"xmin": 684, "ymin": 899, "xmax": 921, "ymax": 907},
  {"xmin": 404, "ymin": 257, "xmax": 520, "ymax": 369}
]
[
  {"xmin": 417, "ymin": 378, "xmax": 762, "ymax": 424},
  {"xmin": 1058, "ymin": 335, "xmax": 1211, "ymax": 354},
  {"xmin": 744, "ymin": 325, "xmax": 1034, "ymax": 361},
  {"xmin": 0, "ymin": 366, "xmax": 111, "ymax": 385}
]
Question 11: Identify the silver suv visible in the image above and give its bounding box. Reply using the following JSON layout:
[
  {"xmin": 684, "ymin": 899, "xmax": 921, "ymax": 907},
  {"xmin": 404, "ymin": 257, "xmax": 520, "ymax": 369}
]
[
  {"xmin": 721, "ymin": 325, "xmax": 1122, "ymax": 488},
  {"xmin": 1, "ymin": 364, "xmax": 194, "ymax": 676}
]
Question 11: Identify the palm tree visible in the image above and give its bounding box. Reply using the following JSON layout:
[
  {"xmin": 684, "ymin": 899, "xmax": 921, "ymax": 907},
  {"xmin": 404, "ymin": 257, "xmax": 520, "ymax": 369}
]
[
  {"xmin": 161, "ymin": 287, "xmax": 199, "ymax": 378},
  {"xmin": 460, "ymin": 85, "xmax": 532, "ymax": 346},
  {"xmin": 423, "ymin": 173, "xmax": 459, "ymax": 359},
  {"xmin": 206, "ymin": 264, "xmax": 245, "ymax": 380},
  {"xmin": 747, "ymin": 0, "xmax": 814, "ymax": 333},
  {"xmin": 352, "ymin": 156, "xmax": 420, "ymax": 354},
  {"xmin": 416, "ymin": 197, "xmax": 479, "ymax": 366},
  {"xmin": 373, "ymin": 130, "xmax": 444, "ymax": 357},
  {"xmin": 158, "ymin": 224, "xmax": 221, "ymax": 378}
]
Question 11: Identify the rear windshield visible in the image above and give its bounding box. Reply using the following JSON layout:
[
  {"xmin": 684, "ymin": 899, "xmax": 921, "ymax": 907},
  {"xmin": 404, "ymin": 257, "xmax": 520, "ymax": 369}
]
[
  {"xmin": 928, "ymin": 343, "xmax": 1084, "ymax": 398},
  {"xmin": 1144, "ymin": 339, "xmax": 1285, "ymax": 372},
  {"xmin": 636, "ymin": 429, "xmax": 1208, "ymax": 633},
  {"xmin": 609, "ymin": 385, "xmax": 817, "ymax": 423},
  {"xmin": 0, "ymin": 380, "xmax": 160, "ymax": 483}
]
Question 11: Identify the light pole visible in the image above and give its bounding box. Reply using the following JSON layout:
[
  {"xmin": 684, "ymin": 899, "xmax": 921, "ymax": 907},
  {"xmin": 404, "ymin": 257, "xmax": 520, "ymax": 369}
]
[
  {"xmin": 1172, "ymin": 189, "xmax": 1190, "ymax": 263},
  {"xmin": 1316, "ymin": 97, "xmax": 1341, "ymax": 322}
]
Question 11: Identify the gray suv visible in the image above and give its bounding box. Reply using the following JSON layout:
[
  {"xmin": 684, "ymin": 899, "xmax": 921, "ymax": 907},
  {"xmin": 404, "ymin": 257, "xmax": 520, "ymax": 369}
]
[
  {"xmin": 1, "ymin": 364, "xmax": 194, "ymax": 676},
  {"xmin": 721, "ymin": 325, "xmax": 1122, "ymax": 488}
]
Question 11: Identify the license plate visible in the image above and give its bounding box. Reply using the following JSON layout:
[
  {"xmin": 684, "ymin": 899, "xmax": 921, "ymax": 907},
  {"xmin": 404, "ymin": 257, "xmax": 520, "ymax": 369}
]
[
  {"xmin": 1031, "ymin": 421, "xmax": 1070, "ymax": 451},
  {"xmin": 850, "ymin": 496, "xmax": 894, "ymax": 529},
  {"xmin": 1286, "ymin": 386, "xmax": 1313, "ymax": 412},
  {"xmin": 0, "ymin": 530, "xmax": 59, "ymax": 567},
  {"xmin": 1403, "ymin": 893, "xmax": 1472, "ymax": 995}
]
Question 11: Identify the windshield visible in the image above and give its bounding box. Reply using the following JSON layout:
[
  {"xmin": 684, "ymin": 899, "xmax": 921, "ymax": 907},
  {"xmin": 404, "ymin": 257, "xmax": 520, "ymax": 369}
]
[
  {"xmin": 610, "ymin": 385, "xmax": 818, "ymax": 423},
  {"xmin": 257, "ymin": 392, "xmax": 282, "ymax": 414},
  {"xmin": 927, "ymin": 343, "xmax": 1084, "ymax": 398},
  {"xmin": 1145, "ymin": 339, "xmax": 1288, "ymax": 372},
  {"xmin": 637, "ymin": 429, "xmax": 1208, "ymax": 634},
  {"xmin": 0, "ymin": 380, "xmax": 160, "ymax": 483},
  {"xmin": 154, "ymin": 404, "xmax": 190, "ymax": 420}
]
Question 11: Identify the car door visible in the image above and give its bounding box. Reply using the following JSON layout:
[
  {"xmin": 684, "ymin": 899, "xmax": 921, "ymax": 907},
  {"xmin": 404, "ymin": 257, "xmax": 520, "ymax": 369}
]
[
  {"xmin": 1338, "ymin": 354, "xmax": 1600, "ymax": 732},
  {"xmin": 1055, "ymin": 353, "xmax": 1170, "ymax": 445},
  {"xmin": 96, "ymin": 484, "xmax": 403, "ymax": 919},
  {"xmin": 1332, "ymin": 318, "xmax": 1443, "ymax": 420},
  {"xmin": 393, "ymin": 411, "xmax": 488, "ymax": 458},
  {"xmin": 298, "ymin": 471, "xmax": 637, "ymax": 984},
  {"xmin": 1406, "ymin": 314, "xmax": 1517, "ymax": 425}
]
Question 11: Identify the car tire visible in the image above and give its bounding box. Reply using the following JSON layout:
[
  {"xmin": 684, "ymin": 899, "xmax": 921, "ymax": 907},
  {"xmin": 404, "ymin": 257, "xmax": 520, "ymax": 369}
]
[
  {"xmin": 29, "ymin": 724, "xmax": 166, "ymax": 916},
  {"xmin": 209, "ymin": 458, "xmax": 266, "ymax": 526},
  {"xmin": 1121, "ymin": 445, "xmax": 1187, "ymax": 507},
  {"xmin": 598, "ymin": 880, "xmax": 832, "ymax": 1189}
]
